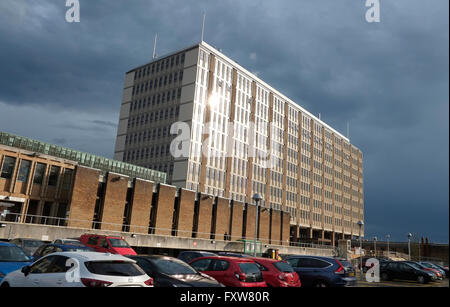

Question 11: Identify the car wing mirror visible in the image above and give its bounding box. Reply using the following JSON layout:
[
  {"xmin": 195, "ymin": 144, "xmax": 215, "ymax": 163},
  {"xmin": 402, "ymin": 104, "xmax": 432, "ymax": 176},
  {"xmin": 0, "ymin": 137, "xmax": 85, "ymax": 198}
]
[{"xmin": 21, "ymin": 266, "xmax": 31, "ymax": 276}]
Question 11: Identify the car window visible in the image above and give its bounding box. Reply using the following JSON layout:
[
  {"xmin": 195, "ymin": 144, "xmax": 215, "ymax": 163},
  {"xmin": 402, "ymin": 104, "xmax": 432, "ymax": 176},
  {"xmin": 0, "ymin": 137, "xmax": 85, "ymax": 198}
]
[
  {"xmin": 108, "ymin": 238, "xmax": 130, "ymax": 248},
  {"xmin": 151, "ymin": 257, "xmax": 198, "ymax": 275},
  {"xmin": 273, "ymin": 261, "xmax": 294, "ymax": 273},
  {"xmin": 190, "ymin": 259, "xmax": 213, "ymax": 271},
  {"xmin": 134, "ymin": 259, "xmax": 154, "ymax": 274},
  {"xmin": 286, "ymin": 258, "xmax": 299, "ymax": 267},
  {"xmin": 98, "ymin": 238, "xmax": 109, "ymax": 248},
  {"xmin": 399, "ymin": 263, "xmax": 413, "ymax": 271},
  {"xmin": 54, "ymin": 240, "xmax": 62, "ymax": 244},
  {"xmin": 47, "ymin": 256, "xmax": 71, "ymax": 273},
  {"xmin": 85, "ymin": 261, "xmax": 145, "ymax": 276},
  {"xmin": 42, "ymin": 246, "xmax": 56, "ymax": 256},
  {"xmin": 309, "ymin": 259, "xmax": 330, "ymax": 268},
  {"xmin": 253, "ymin": 261, "xmax": 268, "ymax": 271},
  {"xmin": 30, "ymin": 256, "xmax": 57, "ymax": 274},
  {"xmin": 87, "ymin": 237, "xmax": 98, "ymax": 245},
  {"xmin": 24, "ymin": 240, "xmax": 43, "ymax": 248},
  {"xmin": 211, "ymin": 260, "xmax": 230, "ymax": 271},
  {"xmin": 0, "ymin": 245, "xmax": 30, "ymax": 262},
  {"xmin": 238, "ymin": 262, "xmax": 261, "ymax": 275},
  {"xmin": 179, "ymin": 252, "xmax": 195, "ymax": 262}
]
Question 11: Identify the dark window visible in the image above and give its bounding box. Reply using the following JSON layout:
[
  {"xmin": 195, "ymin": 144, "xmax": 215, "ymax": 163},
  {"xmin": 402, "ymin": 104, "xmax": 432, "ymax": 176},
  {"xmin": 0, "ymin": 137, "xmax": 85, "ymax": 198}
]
[
  {"xmin": 33, "ymin": 163, "xmax": 47, "ymax": 184},
  {"xmin": 1, "ymin": 156, "xmax": 16, "ymax": 179},
  {"xmin": 190, "ymin": 258, "xmax": 212, "ymax": 271},
  {"xmin": 273, "ymin": 261, "xmax": 294, "ymax": 273},
  {"xmin": 211, "ymin": 260, "xmax": 229, "ymax": 271},
  {"xmin": 87, "ymin": 236, "xmax": 98, "ymax": 245},
  {"xmin": 85, "ymin": 261, "xmax": 145, "ymax": 276},
  {"xmin": 62, "ymin": 169, "xmax": 73, "ymax": 190},
  {"xmin": 30, "ymin": 256, "xmax": 57, "ymax": 274},
  {"xmin": 48, "ymin": 166, "xmax": 60, "ymax": 186},
  {"xmin": 17, "ymin": 160, "xmax": 32, "ymax": 182},
  {"xmin": 238, "ymin": 262, "xmax": 260, "ymax": 274}
]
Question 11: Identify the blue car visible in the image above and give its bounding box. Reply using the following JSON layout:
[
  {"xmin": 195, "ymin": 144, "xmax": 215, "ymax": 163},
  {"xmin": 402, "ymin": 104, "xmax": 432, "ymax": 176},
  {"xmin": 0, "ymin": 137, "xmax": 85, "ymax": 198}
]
[
  {"xmin": 0, "ymin": 242, "xmax": 32, "ymax": 283},
  {"xmin": 32, "ymin": 243, "xmax": 95, "ymax": 262},
  {"xmin": 285, "ymin": 255, "xmax": 357, "ymax": 287}
]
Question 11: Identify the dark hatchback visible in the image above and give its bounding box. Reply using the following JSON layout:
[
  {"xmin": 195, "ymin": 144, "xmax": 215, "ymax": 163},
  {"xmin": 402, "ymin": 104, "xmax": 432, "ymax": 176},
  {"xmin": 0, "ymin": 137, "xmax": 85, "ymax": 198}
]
[
  {"xmin": 285, "ymin": 256, "xmax": 357, "ymax": 287},
  {"xmin": 380, "ymin": 261, "xmax": 435, "ymax": 284},
  {"xmin": 128, "ymin": 255, "xmax": 224, "ymax": 287}
]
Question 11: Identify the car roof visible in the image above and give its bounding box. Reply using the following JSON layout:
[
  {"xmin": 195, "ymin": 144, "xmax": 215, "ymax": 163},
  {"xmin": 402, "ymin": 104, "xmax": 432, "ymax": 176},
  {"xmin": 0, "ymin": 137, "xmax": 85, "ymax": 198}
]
[
  {"xmin": 81, "ymin": 234, "xmax": 123, "ymax": 239},
  {"xmin": 249, "ymin": 257, "xmax": 280, "ymax": 263},
  {"xmin": 46, "ymin": 251, "xmax": 135, "ymax": 262},
  {"xmin": 192, "ymin": 256, "xmax": 255, "ymax": 262}
]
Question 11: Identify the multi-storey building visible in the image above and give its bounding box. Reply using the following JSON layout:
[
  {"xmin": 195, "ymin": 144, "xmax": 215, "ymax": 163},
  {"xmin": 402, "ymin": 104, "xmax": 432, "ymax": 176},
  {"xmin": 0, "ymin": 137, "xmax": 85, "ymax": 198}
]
[{"xmin": 114, "ymin": 41, "xmax": 365, "ymax": 244}]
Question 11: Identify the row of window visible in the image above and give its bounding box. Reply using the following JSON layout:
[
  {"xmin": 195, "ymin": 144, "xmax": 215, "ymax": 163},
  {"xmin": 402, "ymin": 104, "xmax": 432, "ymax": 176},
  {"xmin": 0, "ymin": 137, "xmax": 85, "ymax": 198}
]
[
  {"xmin": 134, "ymin": 53, "xmax": 185, "ymax": 80},
  {"xmin": 130, "ymin": 89, "xmax": 182, "ymax": 112},
  {"xmin": 127, "ymin": 106, "xmax": 180, "ymax": 130},
  {"xmin": 0, "ymin": 156, "xmax": 72, "ymax": 189},
  {"xmin": 132, "ymin": 72, "xmax": 184, "ymax": 96}
]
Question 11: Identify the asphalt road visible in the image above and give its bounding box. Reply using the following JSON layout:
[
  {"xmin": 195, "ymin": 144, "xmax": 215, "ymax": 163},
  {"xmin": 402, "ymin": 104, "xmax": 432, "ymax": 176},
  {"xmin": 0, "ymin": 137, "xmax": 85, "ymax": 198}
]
[{"xmin": 356, "ymin": 278, "xmax": 449, "ymax": 287}]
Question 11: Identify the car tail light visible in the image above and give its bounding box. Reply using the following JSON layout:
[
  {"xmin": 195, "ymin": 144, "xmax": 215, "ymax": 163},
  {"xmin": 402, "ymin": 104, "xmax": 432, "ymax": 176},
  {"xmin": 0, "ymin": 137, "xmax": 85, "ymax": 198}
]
[
  {"xmin": 144, "ymin": 277, "xmax": 154, "ymax": 286},
  {"xmin": 81, "ymin": 278, "xmax": 113, "ymax": 287},
  {"xmin": 234, "ymin": 272, "xmax": 246, "ymax": 281},
  {"xmin": 334, "ymin": 259, "xmax": 345, "ymax": 275}
]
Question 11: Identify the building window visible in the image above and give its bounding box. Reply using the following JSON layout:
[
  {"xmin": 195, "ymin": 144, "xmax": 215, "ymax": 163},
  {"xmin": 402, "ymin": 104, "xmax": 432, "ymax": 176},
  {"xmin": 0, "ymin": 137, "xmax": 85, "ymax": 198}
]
[
  {"xmin": 33, "ymin": 163, "xmax": 47, "ymax": 184},
  {"xmin": 48, "ymin": 166, "xmax": 61, "ymax": 186},
  {"xmin": 17, "ymin": 159, "xmax": 32, "ymax": 182},
  {"xmin": 0, "ymin": 156, "xmax": 16, "ymax": 179}
]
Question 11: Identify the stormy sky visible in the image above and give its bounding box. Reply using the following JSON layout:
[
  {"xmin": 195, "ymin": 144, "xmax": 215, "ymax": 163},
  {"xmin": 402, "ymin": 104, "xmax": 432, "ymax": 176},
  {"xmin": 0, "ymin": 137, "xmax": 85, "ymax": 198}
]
[{"xmin": 0, "ymin": 0, "xmax": 448, "ymax": 243}]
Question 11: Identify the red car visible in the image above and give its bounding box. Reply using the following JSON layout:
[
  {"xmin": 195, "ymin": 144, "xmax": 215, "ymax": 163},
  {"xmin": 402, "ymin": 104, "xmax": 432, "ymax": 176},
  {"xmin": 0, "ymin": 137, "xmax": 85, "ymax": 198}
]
[
  {"xmin": 79, "ymin": 234, "xmax": 137, "ymax": 256},
  {"xmin": 249, "ymin": 257, "xmax": 301, "ymax": 287},
  {"xmin": 189, "ymin": 256, "xmax": 267, "ymax": 287}
]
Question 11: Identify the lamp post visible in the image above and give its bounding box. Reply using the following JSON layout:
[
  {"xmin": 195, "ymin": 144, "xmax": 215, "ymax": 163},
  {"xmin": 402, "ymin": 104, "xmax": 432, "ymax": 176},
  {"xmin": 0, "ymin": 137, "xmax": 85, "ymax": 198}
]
[
  {"xmin": 373, "ymin": 237, "xmax": 377, "ymax": 258},
  {"xmin": 407, "ymin": 233, "xmax": 412, "ymax": 261},
  {"xmin": 386, "ymin": 234, "xmax": 391, "ymax": 259},
  {"xmin": 357, "ymin": 220, "xmax": 364, "ymax": 279},
  {"xmin": 252, "ymin": 193, "xmax": 263, "ymax": 257}
]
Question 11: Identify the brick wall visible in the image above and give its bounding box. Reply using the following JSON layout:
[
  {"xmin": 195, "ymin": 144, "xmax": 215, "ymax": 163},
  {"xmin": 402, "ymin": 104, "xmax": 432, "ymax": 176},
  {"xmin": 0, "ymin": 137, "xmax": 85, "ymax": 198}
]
[
  {"xmin": 259, "ymin": 208, "xmax": 271, "ymax": 244},
  {"xmin": 215, "ymin": 198, "xmax": 230, "ymax": 241},
  {"xmin": 244, "ymin": 204, "xmax": 256, "ymax": 240},
  {"xmin": 177, "ymin": 189, "xmax": 196, "ymax": 238},
  {"xmin": 68, "ymin": 167, "xmax": 102, "ymax": 229},
  {"xmin": 101, "ymin": 173, "xmax": 129, "ymax": 232},
  {"xmin": 282, "ymin": 212, "xmax": 291, "ymax": 246},
  {"xmin": 154, "ymin": 184, "xmax": 176, "ymax": 236},
  {"xmin": 197, "ymin": 194, "xmax": 213, "ymax": 239},
  {"xmin": 271, "ymin": 210, "xmax": 282, "ymax": 245},
  {"xmin": 129, "ymin": 179, "xmax": 154, "ymax": 234},
  {"xmin": 230, "ymin": 201, "xmax": 244, "ymax": 241}
]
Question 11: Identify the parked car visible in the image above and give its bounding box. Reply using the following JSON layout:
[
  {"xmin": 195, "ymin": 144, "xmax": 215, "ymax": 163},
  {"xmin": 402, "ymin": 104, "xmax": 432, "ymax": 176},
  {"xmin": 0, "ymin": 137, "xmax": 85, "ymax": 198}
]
[
  {"xmin": 0, "ymin": 252, "xmax": 153, "ymax": 287},
  {"xmin": 32, "ymin": 243, "xmax": 95, "ymax": 262},
  {"xmin": 9, "ymin": 238, "xmax": 46, "ymax": 257},
  {"xmin": 0, "ymin": 242, "xmax": 33, "ymax": 283},
  {"xmin": 79, "ymin": 234, "xmax": 137, "ymax": 256},
  {"xmin": 433, "ymin": 263, "xmax": 449, "ymax": 278},
  {"xmin": 285, "ymin": 256, "xmax": 357, "ymax": 287},
  {"xmin": 419, "ymin": 262, "xmax": 447, "ymax": 279},
  {"xmin": 127, "ymin": 255, "xmax": 224, "ymax": 287},
  {"xmin": 189, "ymin": 256, "xmax": 267, "ymax": 287},
  {"xmin": 380, "ymin": 261, "xmax": 435, "ymax": 284},
  {"xmin": 405, "ymin": 261, "xmax": 442, "ymax": 280},
  {"xmin": 249, "ymin": 257, "xmax": 301, "ymax": 287},
  {"xmin": 52, "ymin": 239, "xmax": 83, "ymax": 246},
  {"xmin": 177, "ymin": 250, "xmax": 218, "ymax": 263}
]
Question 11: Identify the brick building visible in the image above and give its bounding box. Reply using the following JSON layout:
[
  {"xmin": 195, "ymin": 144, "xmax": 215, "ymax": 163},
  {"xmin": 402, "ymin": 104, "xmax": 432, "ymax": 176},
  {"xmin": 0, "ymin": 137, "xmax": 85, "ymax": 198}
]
[{"xmin": 0, "ymin": 131, "xmax": 290, "ymax": 245}]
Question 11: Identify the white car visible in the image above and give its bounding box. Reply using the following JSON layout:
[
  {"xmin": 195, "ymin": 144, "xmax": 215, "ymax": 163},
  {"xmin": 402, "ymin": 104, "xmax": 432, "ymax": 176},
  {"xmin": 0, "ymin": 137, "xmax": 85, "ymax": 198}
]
[{"xmin": 0, "ymin": 252, "xmax": 153, "ymax": 287}]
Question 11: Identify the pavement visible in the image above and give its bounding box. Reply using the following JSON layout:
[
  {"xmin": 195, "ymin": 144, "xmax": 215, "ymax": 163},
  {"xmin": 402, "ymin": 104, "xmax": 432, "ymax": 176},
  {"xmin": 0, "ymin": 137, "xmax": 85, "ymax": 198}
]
[{"xmin": 356, "ymin": 278, "xmax": 449, "ymax": 287}]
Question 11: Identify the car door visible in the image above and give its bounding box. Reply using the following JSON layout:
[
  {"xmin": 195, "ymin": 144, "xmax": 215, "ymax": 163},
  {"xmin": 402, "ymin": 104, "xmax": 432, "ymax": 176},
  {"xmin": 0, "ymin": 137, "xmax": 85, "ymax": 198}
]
[
  {"xmin": 210, "ymin": 260, "xmax": 230, "ymax": 284},
  {"xmin": 289, "ymin": 257, "xmax": 316, "ymax": 286},
  {"xmin": 22, "ymin": 256, "xmax": 57, "ymax": 287},
  {"xmin": 39, "ymin": 256, "xmax": 74, "ymax": 287}
]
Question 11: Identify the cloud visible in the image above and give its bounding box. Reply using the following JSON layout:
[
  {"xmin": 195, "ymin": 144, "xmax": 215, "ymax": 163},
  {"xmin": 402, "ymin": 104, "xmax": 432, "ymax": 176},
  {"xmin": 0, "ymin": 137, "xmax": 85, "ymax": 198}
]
[{"xmin": 0, "ymin": 0, "xmax": 448, "ymax": 242}]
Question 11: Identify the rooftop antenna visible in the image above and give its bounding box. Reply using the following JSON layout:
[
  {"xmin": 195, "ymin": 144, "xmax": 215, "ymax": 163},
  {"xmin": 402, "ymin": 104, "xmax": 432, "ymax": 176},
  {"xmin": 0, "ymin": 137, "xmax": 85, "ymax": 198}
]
[
  {"xmin": 152, "ymin": 33, "xmax": 158, "ymax": 59},
  {"xmin": 318, "ymin": 113, "xmax": 321, "ymax": 120},
  {"xmin": 201, "ymin": 12, "xmax": 206, "ymax": 42},
  {"xmin": 347, "ymin": 121, "xmax": 350, "ymax": 139}
]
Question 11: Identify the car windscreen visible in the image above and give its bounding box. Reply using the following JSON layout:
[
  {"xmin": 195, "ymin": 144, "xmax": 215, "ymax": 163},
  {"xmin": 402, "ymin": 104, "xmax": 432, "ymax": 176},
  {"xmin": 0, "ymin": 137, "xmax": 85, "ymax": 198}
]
[
  {"xmin": 238, "ymin": 262, "xmax": 261, "ymax": 275},
  {"xmin": 0, "ymin": 246, "xmax": 31, "ymax": 262},
  {"xmin": 85, "ymin": 261, "xmax": 145, "ymax": 276},
  {"xmin": 273, "ymin": 261, "xmax": 294, "ymax": 272},
  {"xmin": 407, "ymin": 263, "xmax": 422, "ymax": 270},
  {"xmin": 108, "ymin": 238, "xmax": 130, "ymax": 248},
  {"xmin": 151, "ymin": 258, "xmax": 198, "ymax": 275},
  {"xmin": 23, "ymin": 240, "xmax": 44, "ymax": 248}
]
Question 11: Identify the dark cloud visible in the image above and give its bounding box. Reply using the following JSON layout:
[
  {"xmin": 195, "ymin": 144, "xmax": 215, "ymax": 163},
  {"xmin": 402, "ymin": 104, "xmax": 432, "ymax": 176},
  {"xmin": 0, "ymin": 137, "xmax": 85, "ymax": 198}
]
[{"xmin": 0, "ymin": 0, "xmax": 448, "ymax": 242}]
